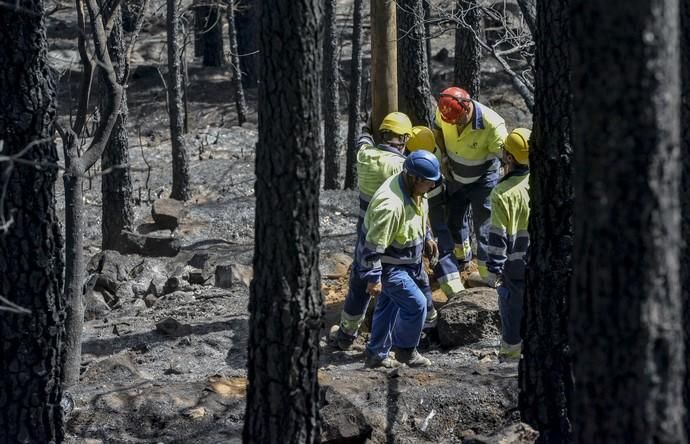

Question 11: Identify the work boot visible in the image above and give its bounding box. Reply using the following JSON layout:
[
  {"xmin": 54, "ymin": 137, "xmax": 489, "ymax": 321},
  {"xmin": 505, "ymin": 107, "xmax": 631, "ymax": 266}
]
[
  {"xmin": 499, "ymin": 340, "xmax": 522, "ymax": 361},
  {"xmin": 328, "ymin": 325, "xmax": 355, "ymax": 351},
  {"xmin": 423, "ymin": 307, "xmax": 438, "ymax": 329},
  {"xmin": 365, "ymin": 352, "xmax": 402, "ymax": 369},
  {"xmin": 394, "ymin": 348, "xmax": 432, "ymax": 368}
]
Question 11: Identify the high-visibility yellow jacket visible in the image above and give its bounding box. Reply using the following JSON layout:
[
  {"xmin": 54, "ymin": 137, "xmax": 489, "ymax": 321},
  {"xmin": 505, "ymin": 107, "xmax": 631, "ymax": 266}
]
[
  {"xmin": 434, "ymin": 101, "xmax": 507, "ymax": 184},
  {"xmin": 357, "ymin": 174, "xmax": 431, "ymax": 283},
  {"xmin": 486, "ymin": 167, "xmax": 530, "ymax": 285},
  {"xmin": 356, "ymin": 131, "xmax": 406, "ymax": 218}
]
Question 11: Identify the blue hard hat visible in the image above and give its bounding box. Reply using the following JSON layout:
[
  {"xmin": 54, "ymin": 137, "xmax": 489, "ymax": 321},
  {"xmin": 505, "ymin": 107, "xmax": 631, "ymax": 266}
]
[{"xmin": 404, "ymin": 150, "xmax": 441, "ymax": 182}]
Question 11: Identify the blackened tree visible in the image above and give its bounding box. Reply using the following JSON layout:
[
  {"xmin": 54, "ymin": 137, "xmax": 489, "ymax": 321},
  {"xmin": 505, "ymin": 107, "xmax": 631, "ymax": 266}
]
[
  {"xmin": 454, "ymin": 0, "xmax": 481, "ymax": 98},
  {"xmin": 243, "ymin": 0, "xmax": 324, "ymax": 442},
  {"xmin": 227, "ymin": 0, "xmax": 248, "ymax": 125},
  {"xmin": 518, "ymin": 0, "xmax": 574, "ymax": 442},
  {"xmin": 100, "ymin": 0, "xmax": 135, "ymax": 250},
  {"xmin": 397, "ymin": 0, "xmax": 434, "ymax": 126},
  {"xmin": 0, "ymin": 1, "xmax": 65, "ymax": 441},
  {"xmin": 167, "ymin": 0, "xmax": 191, "ymax": 200},
  {"xmin": 235, "ymin": 0, "xmax": 258, "ymax": 88},
  {"xmin": 681, "ymin": 0, "xmax": 690, "ymax": 437},
  {"xmin": 200, "ymin": 1, "xmax": 225, "ymax": 67},
  {"xmin": 570, "ymin": 0, "xmax": 686, "ymax": 441},
  {"xmin": 343, "ymin": 0, "xmax": 364, "ymax": 190},
  {"xmin": 323, "ymin": 0, "xmax": 342, "ymax": 189}
]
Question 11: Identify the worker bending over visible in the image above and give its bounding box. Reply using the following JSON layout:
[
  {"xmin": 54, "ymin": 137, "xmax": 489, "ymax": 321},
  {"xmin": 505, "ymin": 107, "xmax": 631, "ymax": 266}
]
[
  {"xmin": 360, "ymin": 151, "xmax": 441, "ymax": 368},
  {"xmin": 431, "ymin": 87, "xmax": 508, "ymax": 296}
]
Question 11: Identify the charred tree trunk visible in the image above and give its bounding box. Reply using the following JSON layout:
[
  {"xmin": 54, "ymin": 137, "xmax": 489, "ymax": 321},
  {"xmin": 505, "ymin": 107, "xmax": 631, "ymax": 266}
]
[
  {"xmin": 243, "ymin": 0, "xmax": 324, "ymax": 441},
  {"xmin": 454, "ymin": 0, "xmax": 481, "ymax": 98},
  {"xmin": 570, "ymin": 0, "xmax": 686, "ymax": 442},
  {"xmin": 516, "ymin": 0, "xmax": 536, "ymax": 37},
  {"xmin": 227, "ymin": 0, "xmax": 248, "ymax": 125},
  {"xmin": 168, "ymin": 0, "xmax": 191, "ymax": 200},
  {"xmin": 397, "ymin": 0, "xmax": 434, "ymax": 126},
  {"xmin": 323, "ymin": 0, "xmax": 342, "ymax": 189},
  {"xmin": 194, "ymin": 0, "xmax": 204, "ymax": 57},
  {"xmin": 101, "ymin": 2, "xmax": 134, "ymax": 250},
  {"xmin": 0, "ymin": 2, "xmax": 65, "ymax": 441},
  {"xmin": 681, "ymin": 0, "xmax": 690, "ymax": 437},
  {"xmin": 200, "ymin": 1, "xmax": 225, "ymax": 67},
  {"xmin": 423, "ymin": 0, "xmax": 433, "ymax": 72},
  {"xmin": 236, "ymin": 0, "xmax": 258, "ymax": 88},
  {"xmin": 518, "ymin": 0, "xmax": 574, "ymax": 442},
  {"xmin": 344, "ymin": 0, "xmax": 363, "ymax": 190}
]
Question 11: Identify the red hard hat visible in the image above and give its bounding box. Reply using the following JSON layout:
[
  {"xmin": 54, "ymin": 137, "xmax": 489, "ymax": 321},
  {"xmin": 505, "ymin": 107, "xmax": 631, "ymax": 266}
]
[{"xmin": 438, "ymin": 87, "xmax": 472, "ymax": 124}]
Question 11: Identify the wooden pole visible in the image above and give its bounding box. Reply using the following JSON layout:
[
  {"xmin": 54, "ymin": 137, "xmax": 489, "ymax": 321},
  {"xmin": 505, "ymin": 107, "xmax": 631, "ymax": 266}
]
[{"xmin": 371, "ymin": 0, "xmax": 398, "ymax": 142}]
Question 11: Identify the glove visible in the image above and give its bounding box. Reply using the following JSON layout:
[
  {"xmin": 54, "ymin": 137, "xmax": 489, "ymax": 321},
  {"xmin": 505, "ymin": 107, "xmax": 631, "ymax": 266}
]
[{"xmin": 485, "ymin": 272, "xmax": 501, "ymax": 288}]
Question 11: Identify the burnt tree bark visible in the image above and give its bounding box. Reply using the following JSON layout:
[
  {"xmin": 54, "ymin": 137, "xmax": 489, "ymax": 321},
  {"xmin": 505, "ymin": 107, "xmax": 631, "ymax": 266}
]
[
  {"xmin": 168, "ymin": 0, "xmax": 191, "ymax": 200},
  {"xmin": 0, "ymin": 1, "xmax": 65, "ymax": 442},
  {"xmin": 423, "ymin": 0, "xmax": 433, "ymax": 72},
  {"xmin": 681, "ymin": 0, "xmax": 690, "ymax": 437},
  {"xmin": 243, "ymin": 0, "xmax": 323, "ymax": 442},
  {"xmin": 516, "ymin": 0, "xmax": 536, "ymax": 37},
  {"xmin": 236, "ymin": 0, "xmax": 258, "ymax": 88},
  {"xmin": 570, "ymin": 0, "xmax": 686, "ymax": 442},
  {"xmin": 397, "ymin": 0, "xmax": 434, "ymax": 126},
  {"xmin": 200, "ymin": 1, "xmax": 225, "ymax": 67},
  {"xmin": 101, "ymin": 1, "xmax": 134, "ymax": 250},
  {"xmin": 454, "ymin": 0, "xmax": 481, "ymax": 98},
  {"xmin": 227, "ymin": 0, "xmax": 248, "ymax": 125},
  {"xmin": 518, "ymin": 0, "xmax": 574, "ymax": 442},
  {"xmin": 343, "ymin": 0, "xmax": 363, "ymax": 190},
  {"xmin": 323, "ymin": 0, "xmax": 342, "ymax": 189}
]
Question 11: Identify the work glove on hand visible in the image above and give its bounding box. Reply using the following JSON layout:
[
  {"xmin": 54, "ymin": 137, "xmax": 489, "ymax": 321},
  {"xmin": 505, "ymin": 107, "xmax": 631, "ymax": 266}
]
[
  {"xmin": 485, "ymin": 272, "xmax": 501, "ymax": 288},
  {"xmin": 367, "ymin": 280, "xmax": 382, "ymax": 297},
  {"xmin": 424, "ymin": 239, "xmax": 439, "ymax": 266}
]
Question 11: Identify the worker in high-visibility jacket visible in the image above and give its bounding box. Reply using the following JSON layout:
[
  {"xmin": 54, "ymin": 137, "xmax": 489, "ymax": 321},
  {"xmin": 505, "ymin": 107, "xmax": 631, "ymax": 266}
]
[
  {"xmin": 360, "ymin": 151, "xmax": 441, "ymax": 368},
  {"xmin": 332, "ymin": 114, "xmax": 438, "ymax": 350},
  {"xmin": 431, "ymin": 86, "xmax": 508, "ymax": 295},
  {"xmin": 484, "ymin": 128, "xmax": 531, "ymax": 360}
]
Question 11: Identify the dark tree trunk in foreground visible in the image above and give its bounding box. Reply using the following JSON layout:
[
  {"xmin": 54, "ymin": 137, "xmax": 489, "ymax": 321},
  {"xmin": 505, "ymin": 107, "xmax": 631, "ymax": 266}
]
[
  {"xmin": 101, "ymin": 2, "xmax": 134, "ymax": 250},
  {"xmin": 236, "ymin": 0, "xmax": 258, "ymax": 88},
  {"xmin": 570, "ymin": 1, "xmax": 686, "ymax": 442},
  {"xmin": 454, "ymin": 0, "xmax": 481, "ymax": 98},
  {"xmin": 227, "ymin": 0, "xmax": 248, "ymax": 125},
  {"xmin": 243, "ymin": 0, "xmax": 324, "ymax": 442},
  {"xmin": 397, "ymin": 0, "xmax": 434, "ymax": 126},
  {"xmin": 0, "ymin": 2, "xmax": 65, "ymax": 441},
  {"xmin": 344, "ymin": 0, "xmax": 363, "ymax": 190},
  {"xmin": 168, "ymin": 0, "xmax": 191, "ymax": 200},
  {"xmin": 681, "ymin": 0, "xmax": 690, "ymax": 437},
  {"xmin": 200, "ymin": 1, "xmax": 225, "ymax": 67},
  {"xmin": 323, "ymin": 0, "xmax": 342, "ymax": 189},
  {"xmin": 518, "ymin": 0, "xmax": 574, "ymax": 442}
]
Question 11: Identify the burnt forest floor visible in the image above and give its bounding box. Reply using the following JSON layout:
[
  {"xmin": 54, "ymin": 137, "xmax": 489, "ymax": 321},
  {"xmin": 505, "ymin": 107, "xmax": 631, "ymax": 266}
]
[{"xmin": 46, "ymin": 2, "xmax": 533, "ymax": 442}]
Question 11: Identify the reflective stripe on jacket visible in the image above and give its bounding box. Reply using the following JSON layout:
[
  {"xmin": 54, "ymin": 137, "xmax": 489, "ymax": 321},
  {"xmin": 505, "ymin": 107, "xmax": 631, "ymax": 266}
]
[
  {"xmin": 434, "ymin": 101, "xmax": 507, "ymax": 184},
  {"xmin": 357, "ymin": 174, "xmax": 431, "ymax": 283},
  {"xmin": 486, "ymin": 167, "xmax": 530, "ymax": 282}
]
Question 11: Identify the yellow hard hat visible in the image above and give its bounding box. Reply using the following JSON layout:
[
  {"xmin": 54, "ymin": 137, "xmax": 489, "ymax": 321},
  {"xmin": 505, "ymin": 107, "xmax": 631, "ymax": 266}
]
[
  {"xmin": 378, "ymin": 112, "xmax": 413, "ymax": 137},
  {"xmin": 504, "ymin": 128, "xmax": 531, "ymax": 165},
  {"xmin": 407, "ymin": 126, "xmax": 435, "ymax": 153}
]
